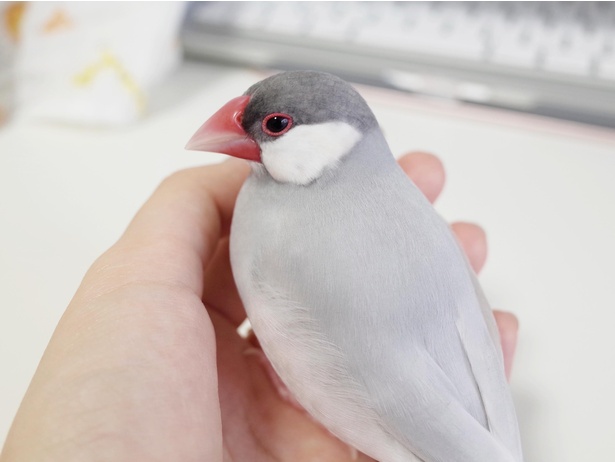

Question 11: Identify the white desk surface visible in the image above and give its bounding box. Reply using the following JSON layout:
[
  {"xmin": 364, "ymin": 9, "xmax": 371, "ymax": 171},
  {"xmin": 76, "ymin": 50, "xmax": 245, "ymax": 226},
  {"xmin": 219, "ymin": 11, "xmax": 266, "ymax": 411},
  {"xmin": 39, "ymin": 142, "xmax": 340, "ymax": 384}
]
[{"xmin": 1, "ymin": 62, "xmax": 614, "ymax": 461}]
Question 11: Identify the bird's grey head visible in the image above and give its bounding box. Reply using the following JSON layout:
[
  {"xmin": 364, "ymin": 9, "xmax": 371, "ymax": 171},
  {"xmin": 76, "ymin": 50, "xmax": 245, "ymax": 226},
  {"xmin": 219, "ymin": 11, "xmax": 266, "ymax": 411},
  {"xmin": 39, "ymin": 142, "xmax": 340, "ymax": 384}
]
[
  {"xmin": 186, "ymin": 71, "xmax": 380, "ymax": 185},
  {"xmin": 242, "ymin": 71, "xmax": 378, "ymax": 145}
]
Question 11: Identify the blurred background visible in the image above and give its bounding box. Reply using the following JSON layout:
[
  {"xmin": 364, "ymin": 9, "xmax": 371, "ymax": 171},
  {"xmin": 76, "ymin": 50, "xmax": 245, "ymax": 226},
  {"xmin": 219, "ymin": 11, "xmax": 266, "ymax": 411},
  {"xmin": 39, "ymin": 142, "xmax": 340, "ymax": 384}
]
[{"xmin": 1, "ymin": 2, "xmax": 614, "ymax": 461}]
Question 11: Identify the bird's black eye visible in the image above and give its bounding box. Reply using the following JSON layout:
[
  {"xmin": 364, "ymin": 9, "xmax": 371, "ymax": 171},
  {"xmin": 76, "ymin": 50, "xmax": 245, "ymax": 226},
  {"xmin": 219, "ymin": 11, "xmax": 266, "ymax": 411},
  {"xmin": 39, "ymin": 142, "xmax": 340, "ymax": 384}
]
[{"xmin": 262, "ymin": 113, "xmax": 293, "ymax": 136}]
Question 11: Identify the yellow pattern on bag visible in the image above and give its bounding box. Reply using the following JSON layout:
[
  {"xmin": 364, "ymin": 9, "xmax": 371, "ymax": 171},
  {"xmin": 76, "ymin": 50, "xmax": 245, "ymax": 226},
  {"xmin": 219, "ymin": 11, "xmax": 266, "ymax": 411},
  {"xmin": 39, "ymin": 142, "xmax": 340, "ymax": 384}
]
[{"xmin": 73, "ymin": 50, "xmax": 146, "ymax": 114}]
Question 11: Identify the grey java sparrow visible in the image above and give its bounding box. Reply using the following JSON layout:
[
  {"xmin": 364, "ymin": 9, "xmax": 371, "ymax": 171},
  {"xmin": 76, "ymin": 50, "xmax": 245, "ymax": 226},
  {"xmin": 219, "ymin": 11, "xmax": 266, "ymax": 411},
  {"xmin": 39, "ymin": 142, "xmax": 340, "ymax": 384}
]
[{"xmin": 186, "ymin": 71, "xmax": 523, "ymax": 462}]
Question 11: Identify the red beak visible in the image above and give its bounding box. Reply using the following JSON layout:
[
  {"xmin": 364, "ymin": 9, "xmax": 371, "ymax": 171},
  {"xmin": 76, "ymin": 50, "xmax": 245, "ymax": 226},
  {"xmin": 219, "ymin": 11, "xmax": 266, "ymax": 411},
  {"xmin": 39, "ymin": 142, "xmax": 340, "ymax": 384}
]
[{"xmin": 185, "ymin": 95, "xmax": 261, "ymax": 162}]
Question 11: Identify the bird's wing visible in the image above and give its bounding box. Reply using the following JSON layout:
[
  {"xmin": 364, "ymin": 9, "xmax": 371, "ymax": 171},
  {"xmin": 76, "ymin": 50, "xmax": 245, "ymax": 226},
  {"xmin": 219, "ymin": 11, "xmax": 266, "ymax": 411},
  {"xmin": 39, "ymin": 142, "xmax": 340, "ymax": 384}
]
[
  {"xmin": 342, "ymin": 220, "xmax": 524, "ymax": 462},
  {"xmin": 456, "ymin": 257, "xmax": 524, "ymax": 460},
  {"xmin": 364, "ymin": 342, "xmax": 519, "ymax": 462}
]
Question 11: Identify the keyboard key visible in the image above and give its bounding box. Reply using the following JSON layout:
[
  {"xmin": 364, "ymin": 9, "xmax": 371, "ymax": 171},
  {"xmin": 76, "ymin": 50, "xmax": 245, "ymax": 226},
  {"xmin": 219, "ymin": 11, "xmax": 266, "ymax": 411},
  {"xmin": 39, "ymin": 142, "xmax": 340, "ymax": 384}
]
[
  {"xmin": 264, "ymin": 2, "xmax": 310, "ymax": 36},
  {"xmin": 492, "ymin": 35, "xmax": 539, "ymax": 69}
]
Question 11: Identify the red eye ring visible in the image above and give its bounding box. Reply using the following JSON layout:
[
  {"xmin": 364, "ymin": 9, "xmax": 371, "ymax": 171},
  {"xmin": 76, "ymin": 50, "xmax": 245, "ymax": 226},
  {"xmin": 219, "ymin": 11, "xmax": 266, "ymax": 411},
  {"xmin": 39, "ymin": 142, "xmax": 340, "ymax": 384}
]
[{"xmin": 262, "ymin": 113, "xmax": 293, "ymax": 136}]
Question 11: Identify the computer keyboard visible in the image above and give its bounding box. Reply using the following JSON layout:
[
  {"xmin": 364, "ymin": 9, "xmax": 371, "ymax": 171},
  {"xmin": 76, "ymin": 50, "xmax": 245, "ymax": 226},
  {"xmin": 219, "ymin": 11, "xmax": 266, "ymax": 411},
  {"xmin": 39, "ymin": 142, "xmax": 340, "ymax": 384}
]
[{"xmin": 182, "ymin": 1, "xmax": 615, "ymax": 128}]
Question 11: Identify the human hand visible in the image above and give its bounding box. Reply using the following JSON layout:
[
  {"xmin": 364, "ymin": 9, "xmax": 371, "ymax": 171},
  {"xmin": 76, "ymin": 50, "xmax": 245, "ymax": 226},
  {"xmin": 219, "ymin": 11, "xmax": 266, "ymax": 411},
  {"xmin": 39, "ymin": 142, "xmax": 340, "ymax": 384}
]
[{"xmin": 1, "ymin": 152, "xmax": 518, "ymax": 462}]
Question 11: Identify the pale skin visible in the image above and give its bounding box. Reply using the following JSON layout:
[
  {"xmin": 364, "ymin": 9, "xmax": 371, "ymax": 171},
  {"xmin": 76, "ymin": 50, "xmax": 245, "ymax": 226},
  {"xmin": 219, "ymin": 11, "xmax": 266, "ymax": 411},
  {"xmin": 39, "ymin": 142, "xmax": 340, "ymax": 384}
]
[{"xmin": 1, "ymin": 152, "xmax": 519, "ymax": 462}]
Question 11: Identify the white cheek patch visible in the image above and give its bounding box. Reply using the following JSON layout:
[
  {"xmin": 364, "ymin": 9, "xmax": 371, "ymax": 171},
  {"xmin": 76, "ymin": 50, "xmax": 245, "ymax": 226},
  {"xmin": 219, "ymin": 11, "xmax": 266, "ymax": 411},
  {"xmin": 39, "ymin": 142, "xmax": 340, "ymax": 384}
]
[{"xmin": 260, "ymin": 121, "xmax": 362, "ymax": 185}]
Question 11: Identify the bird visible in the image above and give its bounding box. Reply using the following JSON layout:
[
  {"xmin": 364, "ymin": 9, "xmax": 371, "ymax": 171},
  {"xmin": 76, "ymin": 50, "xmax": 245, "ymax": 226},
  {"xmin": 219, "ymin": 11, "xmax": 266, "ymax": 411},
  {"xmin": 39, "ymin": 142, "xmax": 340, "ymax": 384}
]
[{"xmin": 186, "ymin": 71, "xmax": 523, "ymax": 462}]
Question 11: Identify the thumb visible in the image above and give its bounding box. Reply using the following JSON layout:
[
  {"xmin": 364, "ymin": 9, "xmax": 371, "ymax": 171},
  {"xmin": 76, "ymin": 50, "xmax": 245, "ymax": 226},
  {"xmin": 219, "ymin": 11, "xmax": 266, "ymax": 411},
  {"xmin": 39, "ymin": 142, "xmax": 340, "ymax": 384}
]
[{"xmin": 79, "ymin": 158, "xmax": 250, "ymax": 302}]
